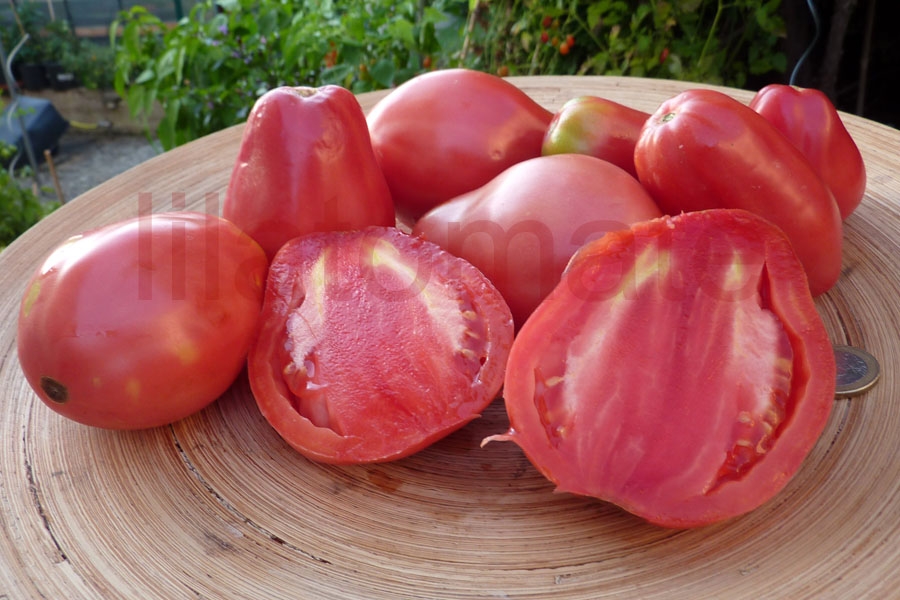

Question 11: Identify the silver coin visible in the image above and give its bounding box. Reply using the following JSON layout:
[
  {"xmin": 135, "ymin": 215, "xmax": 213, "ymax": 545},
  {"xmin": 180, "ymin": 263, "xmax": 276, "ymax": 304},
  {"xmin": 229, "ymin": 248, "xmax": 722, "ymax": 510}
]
[{"xmin": 834, "ymin": 345, "xmax": 880, "ymax": 398}]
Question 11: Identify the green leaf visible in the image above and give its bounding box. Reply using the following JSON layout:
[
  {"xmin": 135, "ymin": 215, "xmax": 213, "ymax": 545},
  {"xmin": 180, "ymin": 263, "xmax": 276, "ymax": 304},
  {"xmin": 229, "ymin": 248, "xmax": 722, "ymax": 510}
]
[
  {"xmin": 134, "ymin": 68, "xmax": 156, "ymax": 85},
  {"xmin": 109, "ymin": 17, "xmax": 121, "ymax": 47},
  {"xmin": 156, "ymin": 49, "xmax": 178, "ymax": 80},
  {"xmin": 282, "ymin": 30, "xmax": 304, "ymax": 68},
  {"xmin": 339, "ymin": 42, "xmax": 366, "ymax": 67},
  {"xmin": 321, "ymin": 63, "xmax": 355, "ymax": 85},
  {"xmin": 258, "ymin": 10, "xmax": 279, "ymax": 36},
  {"xmin": 123, "ymin": 21, "xmax": 142, "ymax": 57},
  {"xmin": 387, "ymin": 18, "xmax": 416, "ymax": 48},
  {"xmin": 157, "ymin": 99, "xmax": 180, "ymax": 151},
  {"xmin": 423, "ymin": 6, "xmax": 449, "ymax": 25},
  {"xmin": 175, "ymin": 46, "xmax": 187, "ymax": 84},
  {"xmin": 370, "ymin": 58, "xmax": 396, "ymax": 87},
  {"xmin": 126, "ymin": 85, "xmax": 149, "ymax": 119},
  {"xmin": 433, "ymin": 13, "xmax": 465, "ymax": 53},
  {"xmin": 344, "ymin": 15, "xmax": 367, "ymax": 39},
  {"xmin": 636, "ymin": 34, "xmax": 651, "ymax": 54},
  {"xmin": 771, "ymin": 52, "xmax": 787, "ymax": 73}
]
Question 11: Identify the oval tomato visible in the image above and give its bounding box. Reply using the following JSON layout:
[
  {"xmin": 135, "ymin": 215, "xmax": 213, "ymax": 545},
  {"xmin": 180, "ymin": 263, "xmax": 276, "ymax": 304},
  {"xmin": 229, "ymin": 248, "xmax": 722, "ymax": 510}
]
[
  {"xmin": 249, "ymin": 226, "xmax": 514, "ymax": 464},
  {"xmin": 223, "ymin": 85, "xmax": 395, "ymax": 260},
  {"xmin": 412, "ymin": 154, "xmax": 662, "ymax": 327},
  {"xmin": 366, "ymin": 68, "xmax": 553, "ymax": 222},
  {"xmin": 749, "ymin": 83, "xmax": 866, "ymax": 220},
  {"xmin": 541, "ymin": 95, "xmax": 649, "ymax": 178},
  {"xmin": 486, "ymin": 209, "xmax": 836, "ymax": 528},
  {"xmin": 17, "ymin": 212, "xmax": 268, "ymax": 430},
  {"xmin": 634, "ymin": 88, "xmax": 843, "ymax": 297}
]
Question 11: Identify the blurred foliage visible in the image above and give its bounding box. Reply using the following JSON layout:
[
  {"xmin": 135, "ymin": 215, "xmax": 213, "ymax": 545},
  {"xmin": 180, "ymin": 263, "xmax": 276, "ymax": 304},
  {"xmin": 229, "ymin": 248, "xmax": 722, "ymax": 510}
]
[
  {"xmin": 1, "ymin": 4, "xmax": 116, "ymax": 89},
  {"xmin": 0, "ymin": 143, "xmax": 59, "ymax": 251},
  {"xmin": 111, "ymin": 0, "xmax": 786, "ymax": 150},
  {"xmin": 465, "ymin": 0, "xmax": 786, "ymax": 84}
]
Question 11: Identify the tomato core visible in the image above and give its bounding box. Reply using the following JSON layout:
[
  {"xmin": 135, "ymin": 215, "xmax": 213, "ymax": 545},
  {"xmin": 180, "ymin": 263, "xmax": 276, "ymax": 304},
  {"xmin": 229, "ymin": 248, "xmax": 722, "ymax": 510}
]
[
  {"xmin": 708, "ymin": 269, "xmax": 793, "ymax": 490},
  {"xmin": 275, "ymin": 242, "xmax": 491, "ymax": 437},
  {"xmin": 528, "ymin": 234, "xmax": 798, "ymax": 494}
]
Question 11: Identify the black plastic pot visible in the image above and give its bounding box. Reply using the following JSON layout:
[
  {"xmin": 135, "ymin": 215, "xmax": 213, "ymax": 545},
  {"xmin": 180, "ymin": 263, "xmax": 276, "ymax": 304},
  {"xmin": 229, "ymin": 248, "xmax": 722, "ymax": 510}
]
[
  {"xmin": 19, "ymin": 63, "xmax": 48, "ymax": 91},
  {"xmin": 44, "ymin": 62, "xmax": 79, "ymax": 91}
]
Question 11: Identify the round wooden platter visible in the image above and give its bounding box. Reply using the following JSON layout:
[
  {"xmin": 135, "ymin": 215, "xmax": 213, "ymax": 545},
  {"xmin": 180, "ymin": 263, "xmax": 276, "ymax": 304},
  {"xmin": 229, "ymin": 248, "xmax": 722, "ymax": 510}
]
[{"xmin": 1, "ymin": 75, "xmax": 898, "ymax": 599}]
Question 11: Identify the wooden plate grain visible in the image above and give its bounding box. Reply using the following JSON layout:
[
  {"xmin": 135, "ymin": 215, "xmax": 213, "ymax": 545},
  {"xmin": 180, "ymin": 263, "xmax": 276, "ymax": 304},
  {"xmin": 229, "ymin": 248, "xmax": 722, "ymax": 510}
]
[{"xmin": 1, "ymin": 76, "xmax": 898, "ymax": 599}]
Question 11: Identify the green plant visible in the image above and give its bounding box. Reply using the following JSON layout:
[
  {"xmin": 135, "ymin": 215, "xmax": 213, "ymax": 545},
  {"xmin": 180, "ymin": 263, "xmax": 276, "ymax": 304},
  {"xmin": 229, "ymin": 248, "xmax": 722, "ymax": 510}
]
[
  {"xmin": 460, "ymin": 0, "xmax": 786, "ymax": 87},
  {"xmin": 3, "ymin": 2, "xmax": 46, "ymax": 64},
  {"xmin": 2, "ymin": 5, "xmax": 113, "ymax": 88},
  {"xmin": 60, "ymin": 41, "xmax": 117, "ymax": 90},
  {"xmin": 40, "ymin": 19, "xmax": 80, "ymax": 64},
  {"xmin": 0, "ymin": 143, "xmax": 59, "ymax": 250},
  {"xmin": 111, "ymin": 0, "xmax": 467, "ymax": 150},
  {"xmin": 112, "ymin": 0, "xmax": 786, "ymax": 150}
]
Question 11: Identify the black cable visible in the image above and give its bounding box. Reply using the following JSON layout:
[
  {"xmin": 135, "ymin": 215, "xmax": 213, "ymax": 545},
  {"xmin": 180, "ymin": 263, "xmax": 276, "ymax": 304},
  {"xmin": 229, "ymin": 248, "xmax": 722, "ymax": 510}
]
[{"xmin": 790, "ymin": 0, "xmax": 823, "ymax": 86}]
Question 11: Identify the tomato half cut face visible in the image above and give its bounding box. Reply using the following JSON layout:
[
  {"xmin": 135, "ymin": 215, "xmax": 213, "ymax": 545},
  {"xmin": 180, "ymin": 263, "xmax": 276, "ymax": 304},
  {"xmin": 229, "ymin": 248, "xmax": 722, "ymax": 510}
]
[
  {"xmin": 249, "ymin": 227, "xmax": 514, "ymax": 464},
  {"xmin": 487, "ymin": 209, "xmax": 836, "ymax": 528}
]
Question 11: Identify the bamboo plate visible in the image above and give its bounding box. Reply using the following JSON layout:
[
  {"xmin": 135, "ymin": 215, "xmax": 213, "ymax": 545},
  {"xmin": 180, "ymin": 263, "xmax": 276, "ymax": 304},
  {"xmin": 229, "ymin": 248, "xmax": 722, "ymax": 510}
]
[{"xmin": 1, "ymin": 76, "xmax": 898, "ymax": 599}]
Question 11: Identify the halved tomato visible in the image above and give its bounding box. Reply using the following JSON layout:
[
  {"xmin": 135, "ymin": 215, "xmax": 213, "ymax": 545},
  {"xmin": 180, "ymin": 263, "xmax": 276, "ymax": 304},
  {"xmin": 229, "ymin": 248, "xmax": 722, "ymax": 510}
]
[
  {"xmin": 249, "ymin": 226, "xmax": 514, "ymax": 464},
  {"xmin": 486, "ymin": 209, "xmax": 836, "ymax": 528}
]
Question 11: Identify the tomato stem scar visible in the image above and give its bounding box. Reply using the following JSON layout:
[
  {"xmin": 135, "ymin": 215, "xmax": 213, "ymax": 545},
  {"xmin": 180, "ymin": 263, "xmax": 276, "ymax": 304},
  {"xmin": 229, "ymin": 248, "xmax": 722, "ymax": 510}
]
[{"xmin": 40, "ymin": 376, "xmax": 69, "ymax": 404}]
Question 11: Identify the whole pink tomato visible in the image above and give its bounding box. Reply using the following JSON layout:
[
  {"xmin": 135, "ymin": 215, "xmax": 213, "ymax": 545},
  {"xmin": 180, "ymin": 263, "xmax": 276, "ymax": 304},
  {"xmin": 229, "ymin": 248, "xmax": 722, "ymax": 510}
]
[
  {"xmin": 17, "ymin": 212, "xmax": 268, "ymax": 430},
  {"xmin": 367, "ymin": 68, "xmax": 553, "ymax": 222},
  {"xmin": 413, "ymin": 153, "xmax": 662, "ymax": 327}
]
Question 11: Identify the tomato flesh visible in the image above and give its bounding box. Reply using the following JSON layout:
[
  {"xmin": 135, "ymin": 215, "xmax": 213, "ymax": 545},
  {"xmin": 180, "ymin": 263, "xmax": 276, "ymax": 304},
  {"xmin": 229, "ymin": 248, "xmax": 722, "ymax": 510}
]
[
  {"xmin": 488, "ymin": 209, "xmax": 836, "ymax": 527},
  {"xmin": 250, "ymin": 227, "xmax": 514, "ymax": 464}
]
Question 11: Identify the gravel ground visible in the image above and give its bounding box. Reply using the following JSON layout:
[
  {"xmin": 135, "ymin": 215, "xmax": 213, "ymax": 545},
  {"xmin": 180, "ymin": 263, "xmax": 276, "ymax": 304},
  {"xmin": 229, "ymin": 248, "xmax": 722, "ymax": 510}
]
[{"xmin": 36, "ymin": 128, "xmax": 159, "ymax": 203}]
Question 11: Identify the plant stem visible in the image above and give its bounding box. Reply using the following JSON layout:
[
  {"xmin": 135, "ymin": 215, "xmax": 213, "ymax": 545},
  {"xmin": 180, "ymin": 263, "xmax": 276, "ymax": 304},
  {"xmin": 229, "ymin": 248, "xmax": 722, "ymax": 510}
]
[
  {"xmin": 698, "ymin": 0, "xmax": 724, "ymax": 71},
  {"xmin": 459, "ymin": 0, "xmax": 479, "ymax": 66}
]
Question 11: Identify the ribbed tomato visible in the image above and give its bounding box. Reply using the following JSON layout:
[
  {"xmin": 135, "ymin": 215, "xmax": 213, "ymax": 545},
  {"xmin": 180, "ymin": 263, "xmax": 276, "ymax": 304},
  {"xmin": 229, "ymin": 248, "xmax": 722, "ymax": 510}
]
[{"xmin": 487, "ymin": 209, "xmax": 836, "ymax": 528}]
